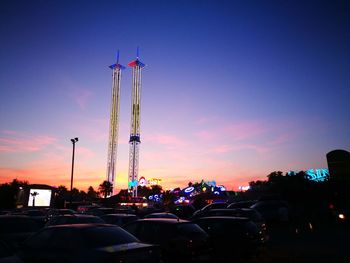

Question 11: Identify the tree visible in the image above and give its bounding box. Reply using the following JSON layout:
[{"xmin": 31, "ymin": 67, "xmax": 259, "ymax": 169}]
[
  {"xmin": 150, "ymin": 185, "xmax": 162, "ymax": 195},
  {"xmin": 87, "ymin": 186, "xmax": 98, "ymax": 200},
  {"xmin": 56, "ymin": 185, "xmax": 68, "ymax": 198},
  {"xmin": 53, "ymin": 185, "xmax": 69, "ymax": 208},
  {"xmin": 137, "ymin": 186, "xmax": 151, "ymax": 197},
  {"xmin": 0, "ymin": 179, "xmax": 28, "ymax": 209},
  {"xmin": 267, "ymin": 171, "xmax": 284, "ymax": 182},
  {"xmin": 99, "ymin": 180, "xmax": 113, "ymax": 198},
  {"xmin": 30, "ymin": 191, "xmax": 39, "ymax": 206}
]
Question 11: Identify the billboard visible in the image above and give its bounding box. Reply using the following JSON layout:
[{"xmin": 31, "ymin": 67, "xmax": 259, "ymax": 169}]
[{"xmin": 28, "ymin": 189, "xmax": 52, "ymax": 207}]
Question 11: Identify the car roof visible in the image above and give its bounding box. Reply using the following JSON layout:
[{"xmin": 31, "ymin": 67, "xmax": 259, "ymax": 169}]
[
  {"xmin": 137, "ymin": 218, "xmax": 189, "ymax": 224},
  {"xmin": 195, "ymin": 216, "xmax": 250, "ymax": 222},
  {"xmin": 102, "ymin": 213, "xmax": 136, "ymax": 217},
  {"xmin": 209, "ymin": 208, "xmax": 254, "ymax": 212},
  {"xmin": 147, "ymin": 212, "xmax": 175, "ymax": 216},
  {"xmin": 55, "ymin": 214, "xmax": 98, "ymax": 218},
  {"xmin": 46, "ymin": 223, "xmax": 115, "ymax": 229}
]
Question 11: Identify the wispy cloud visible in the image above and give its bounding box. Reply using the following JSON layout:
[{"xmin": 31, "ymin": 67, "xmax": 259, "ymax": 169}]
[
  {"xmin": 145, "ymin": 134, "xmax": 188, "ymax": 149},
  {"xmin": 195, "ymin": 130, "xmax": 218, "ymax": 141},
  {"xmin": 61, "ymin": 77, "xmax": 94, "ymax": 110},
  {"xmin": 224, "ymin": 121, "xmax": 268, "ymax": 141},
  {"xmin": 71, "ymin": 88, "xmax": 94, "ymax": 110},
  {"xmin": 0, "ymin": 130, "xmax": 56, "ymax": 153}
]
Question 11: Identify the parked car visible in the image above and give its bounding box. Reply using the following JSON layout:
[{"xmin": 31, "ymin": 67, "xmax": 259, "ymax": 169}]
[
  {"xmin": 250, "ymin": 200, "xmax": 289, "ymax": 223},
  {"xmin": 144, "ymin": 213, "xmax": 178, "ymax": 219},
  {"xmin": 191, "ymin": 208, "xmax": 267, "ymax": 242},
  {"xmin": 123, "ymin": 218, "xmax": 211, "ymax": 262},
  {"xmin": 21, "ymin": 210, "xmax": 47, "ymax": 228},
  {"xmin": 77, "ymin": 205, "xmax": 99, "ymax": 214},
  {"xmin": 100, "ymin": 214, "xmax": 139, "ymax": 226},
  {"xmin": 45, "ymin": 214, "xmax": 104, "ymax": 227},
  {"xmin": 0, "ymin": 215, "xmax": 42, "ymax": 252},
  {"xmin": 0, "ymin": 240, "xmax": 23, "ymax": 262},
  {"xmin": 16, "ymin": 224, "xmax": 162, "ymax": 263},
  {"xmin": 169, "ymin": 205, "xmax": 196, "ymax": 219},
  {"xmin": 193, "ymin": 216, "xmax": 262, "ymax": 260},
  {"xmin": 86, "ymin": 207, "xmax": 115, "ymax": 216},
  {"xmin": 46, "ymin": 209, "xmax": 76, "ymax": 218},
  {"xmin": 192, "ymin": 202, "xmax": 229, "ymax": 218},
  {"xmin": 227, "ymin": 200, "xmax": 257, "ymax": 209}
]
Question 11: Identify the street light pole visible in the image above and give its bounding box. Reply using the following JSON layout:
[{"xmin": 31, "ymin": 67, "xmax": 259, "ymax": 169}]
[{"xmin": 70, "ymin": 137, "xmax": 78, "ymax": 206}]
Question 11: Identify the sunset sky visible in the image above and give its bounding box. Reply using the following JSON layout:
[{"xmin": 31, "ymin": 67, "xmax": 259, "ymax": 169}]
[{"xmin": 1, "ymin": 0, "xmax": 349, "ymax": 192}]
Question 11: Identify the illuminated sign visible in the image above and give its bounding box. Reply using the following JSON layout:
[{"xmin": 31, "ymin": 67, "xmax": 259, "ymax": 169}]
[
  {"xmin": 148, "ymin": 194, "xmax": 163, "ymax": 202},
  {"xmin": 238, "ymin": 186, "xmax": 251, "ymax": 191},
  {"xmin": 174, "ymin": 196, "xmax": 190, "ymax": 204},
  {"xmin": 184, "ymin": 186, "xmax": 194, "ymax": 193},
  {"xmin": 138, "ymin": 177, "xmax": 147, "ymax": 187},
  {"xmin": 217, "ymin": 185, "xmax": 226, "ymax": 191},
  {"xmin": 288, "ymin": 169, "xmax": 329, "ymax": 182},
  {"xmin": 128, "ymin": 180, "xmax": 138, "ymax": 188},
  {"xmin": 306, "ymin": 169, "xmax": 329, "ymax": 182},
  {"xmin": 205, "ymin": 180, "xmax": 216, "ymax": 187},
  {"xmin": 149, "ymin": 178, "xmax": 162, "ymax": 185},
  {"xmin": 28, "ymin": 189, "xmax": 52, "ymax": 207},
  {"xmin": 133, "ymin": 177, "xmax": 162, "ymax": 187}
]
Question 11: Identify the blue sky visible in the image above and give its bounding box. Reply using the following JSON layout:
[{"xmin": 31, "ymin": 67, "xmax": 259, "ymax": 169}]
[{"xmin": 0, "ymin": 0, "xmax": 349, "ymax": 191}]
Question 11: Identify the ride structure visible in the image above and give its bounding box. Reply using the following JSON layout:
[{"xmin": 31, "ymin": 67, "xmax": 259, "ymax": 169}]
[
  {"xmin": 127, "ymin": 49, "xmax": 145, "ymax": 197},
  {"xmin": 106, "ymin": 51, "xmax": 125, "ymax": 196}
]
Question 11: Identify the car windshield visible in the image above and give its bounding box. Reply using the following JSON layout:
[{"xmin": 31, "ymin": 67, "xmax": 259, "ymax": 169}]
[
  {"xmin": 177, "ymin": 223, "xmax": 207, "ymax": 238},
  {"xmin": 83, "ymin": 226, "xmax": 139, "ymax": 248},
  {"xmin": 240, "ymin": 210, "xmax": 263, "ymax": 221}
]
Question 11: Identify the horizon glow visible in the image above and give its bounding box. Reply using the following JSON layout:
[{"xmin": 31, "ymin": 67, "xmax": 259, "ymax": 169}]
[{"xmin": 0, "ymin": 1, "xmax": 349, "ymax": 192}]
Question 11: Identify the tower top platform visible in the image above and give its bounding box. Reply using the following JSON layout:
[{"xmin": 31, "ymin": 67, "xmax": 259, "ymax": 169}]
[
  {"xmin": 109, "ymin": 63, "xmax": 125, "ymax": 70},
  {"xmin": 128, "ymin": 59, "xmax": 145, "ymax": 68}
]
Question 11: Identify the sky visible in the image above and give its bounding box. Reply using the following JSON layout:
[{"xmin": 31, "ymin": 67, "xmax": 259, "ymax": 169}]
[{"xmin": 0, "ymin": 0, "xmax": 349, "ymax": 192}]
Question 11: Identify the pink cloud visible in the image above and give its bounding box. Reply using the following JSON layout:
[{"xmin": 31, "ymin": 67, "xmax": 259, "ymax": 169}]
[
  {"xmin": 195, "ymin": 117, "xmax": 210, "ymax": 125},
  {"xmin": 212, "ymin": 144, "xmax": 233, "ymax": 154},
  {"xmin": 195, "ymin": 130, "xmax": 218, "ymax": 141},
  {"xmin": 146, "ymin": 134, "xmax": 188, "ymax": 149},
  {"xmin": 194, "ymin": 120, "xmax": 268, "ymax": 143},
  {"xmin": 72, "ymin": 88, "xmax": 93, "ymax": 110},
  {"xmin": 61, "ymin": 77, "xmax": 94, "ymax": 110},
  {"xmin": 73, "ymin": 117, "xmax": 109, "ymax": 142},
  {"xmin": 224, "ymin": 121, "xmax": 268, "ymax": 141},
  {"xmin": 76, "ymin": 146, "xmax": 96, "ymax": 159},
  {"xmin": 0, "ymin": 131, "xmax": 57, "ymax": 153},
  {"xmin": 270, "ymin": 133, "xmax": 293, "ymax": 146}
]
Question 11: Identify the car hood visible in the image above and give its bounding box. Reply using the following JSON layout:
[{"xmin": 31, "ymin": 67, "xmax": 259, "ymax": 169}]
[{"xmin": 96, "ymin": 242, "xmax": 157, "ymax": 253}]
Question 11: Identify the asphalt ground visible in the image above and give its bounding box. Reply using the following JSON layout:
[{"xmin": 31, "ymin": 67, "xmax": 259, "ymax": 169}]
[{"xmin": 247, "ymin": 222, "xmax": 350, "ymax": 263}]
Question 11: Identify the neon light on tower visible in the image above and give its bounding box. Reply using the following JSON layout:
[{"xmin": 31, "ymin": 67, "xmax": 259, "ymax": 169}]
[
  {"xmin": 106, "ymin": 51, "xmax": 125, "ymax": 195},
  {"xmin": 128, "ymin": 48, "xmax": 145, "ymax": 197}
]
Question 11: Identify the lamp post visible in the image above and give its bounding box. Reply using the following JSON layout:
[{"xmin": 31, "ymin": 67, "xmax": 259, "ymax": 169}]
[{"xmin": 70, "ymin": 137, "xmax": 78, "ymax": 206}]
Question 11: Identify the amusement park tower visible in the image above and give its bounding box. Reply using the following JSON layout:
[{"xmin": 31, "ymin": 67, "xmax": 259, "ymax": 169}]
[
  {"xmin": 128, "ymin": 50, "xmax": 145, "ymax": 197},
  {"xmin": 106, "ymin": 52, "xmax": 125, "ymax": 195}
]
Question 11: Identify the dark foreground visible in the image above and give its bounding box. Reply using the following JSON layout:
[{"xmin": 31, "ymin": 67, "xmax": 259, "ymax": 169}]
[{"xmin": 246, "ymin": 223, "xmax": 350, "ymax": 263}]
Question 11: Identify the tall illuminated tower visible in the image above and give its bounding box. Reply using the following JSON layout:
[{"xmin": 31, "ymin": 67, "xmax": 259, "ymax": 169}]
[
  {"xmin": 106, "ymin": 52, "xmax": 125, "ymax": 195},
  {"xmin": 128, "ymin": 50, "xmax": 145, "ymax": 197}
]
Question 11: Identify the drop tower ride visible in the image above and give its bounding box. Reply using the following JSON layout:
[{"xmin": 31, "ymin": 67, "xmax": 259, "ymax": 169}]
[
  {"xmin": 128, "ymin": 50, "xmax": 145, "ymax": 197},
  {"xmin": 106, "ymin": 52, "xmax": 125, "ymax": 195}
]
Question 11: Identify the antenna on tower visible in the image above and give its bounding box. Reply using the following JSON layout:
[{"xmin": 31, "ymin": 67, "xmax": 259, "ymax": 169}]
[
  {"xmin": 136, "ymin": 46, "xmax": 139, "ymax": 59},
  {"xmin": 116, "ymin": 50, "xmax": 120, "ymax": 64}
]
